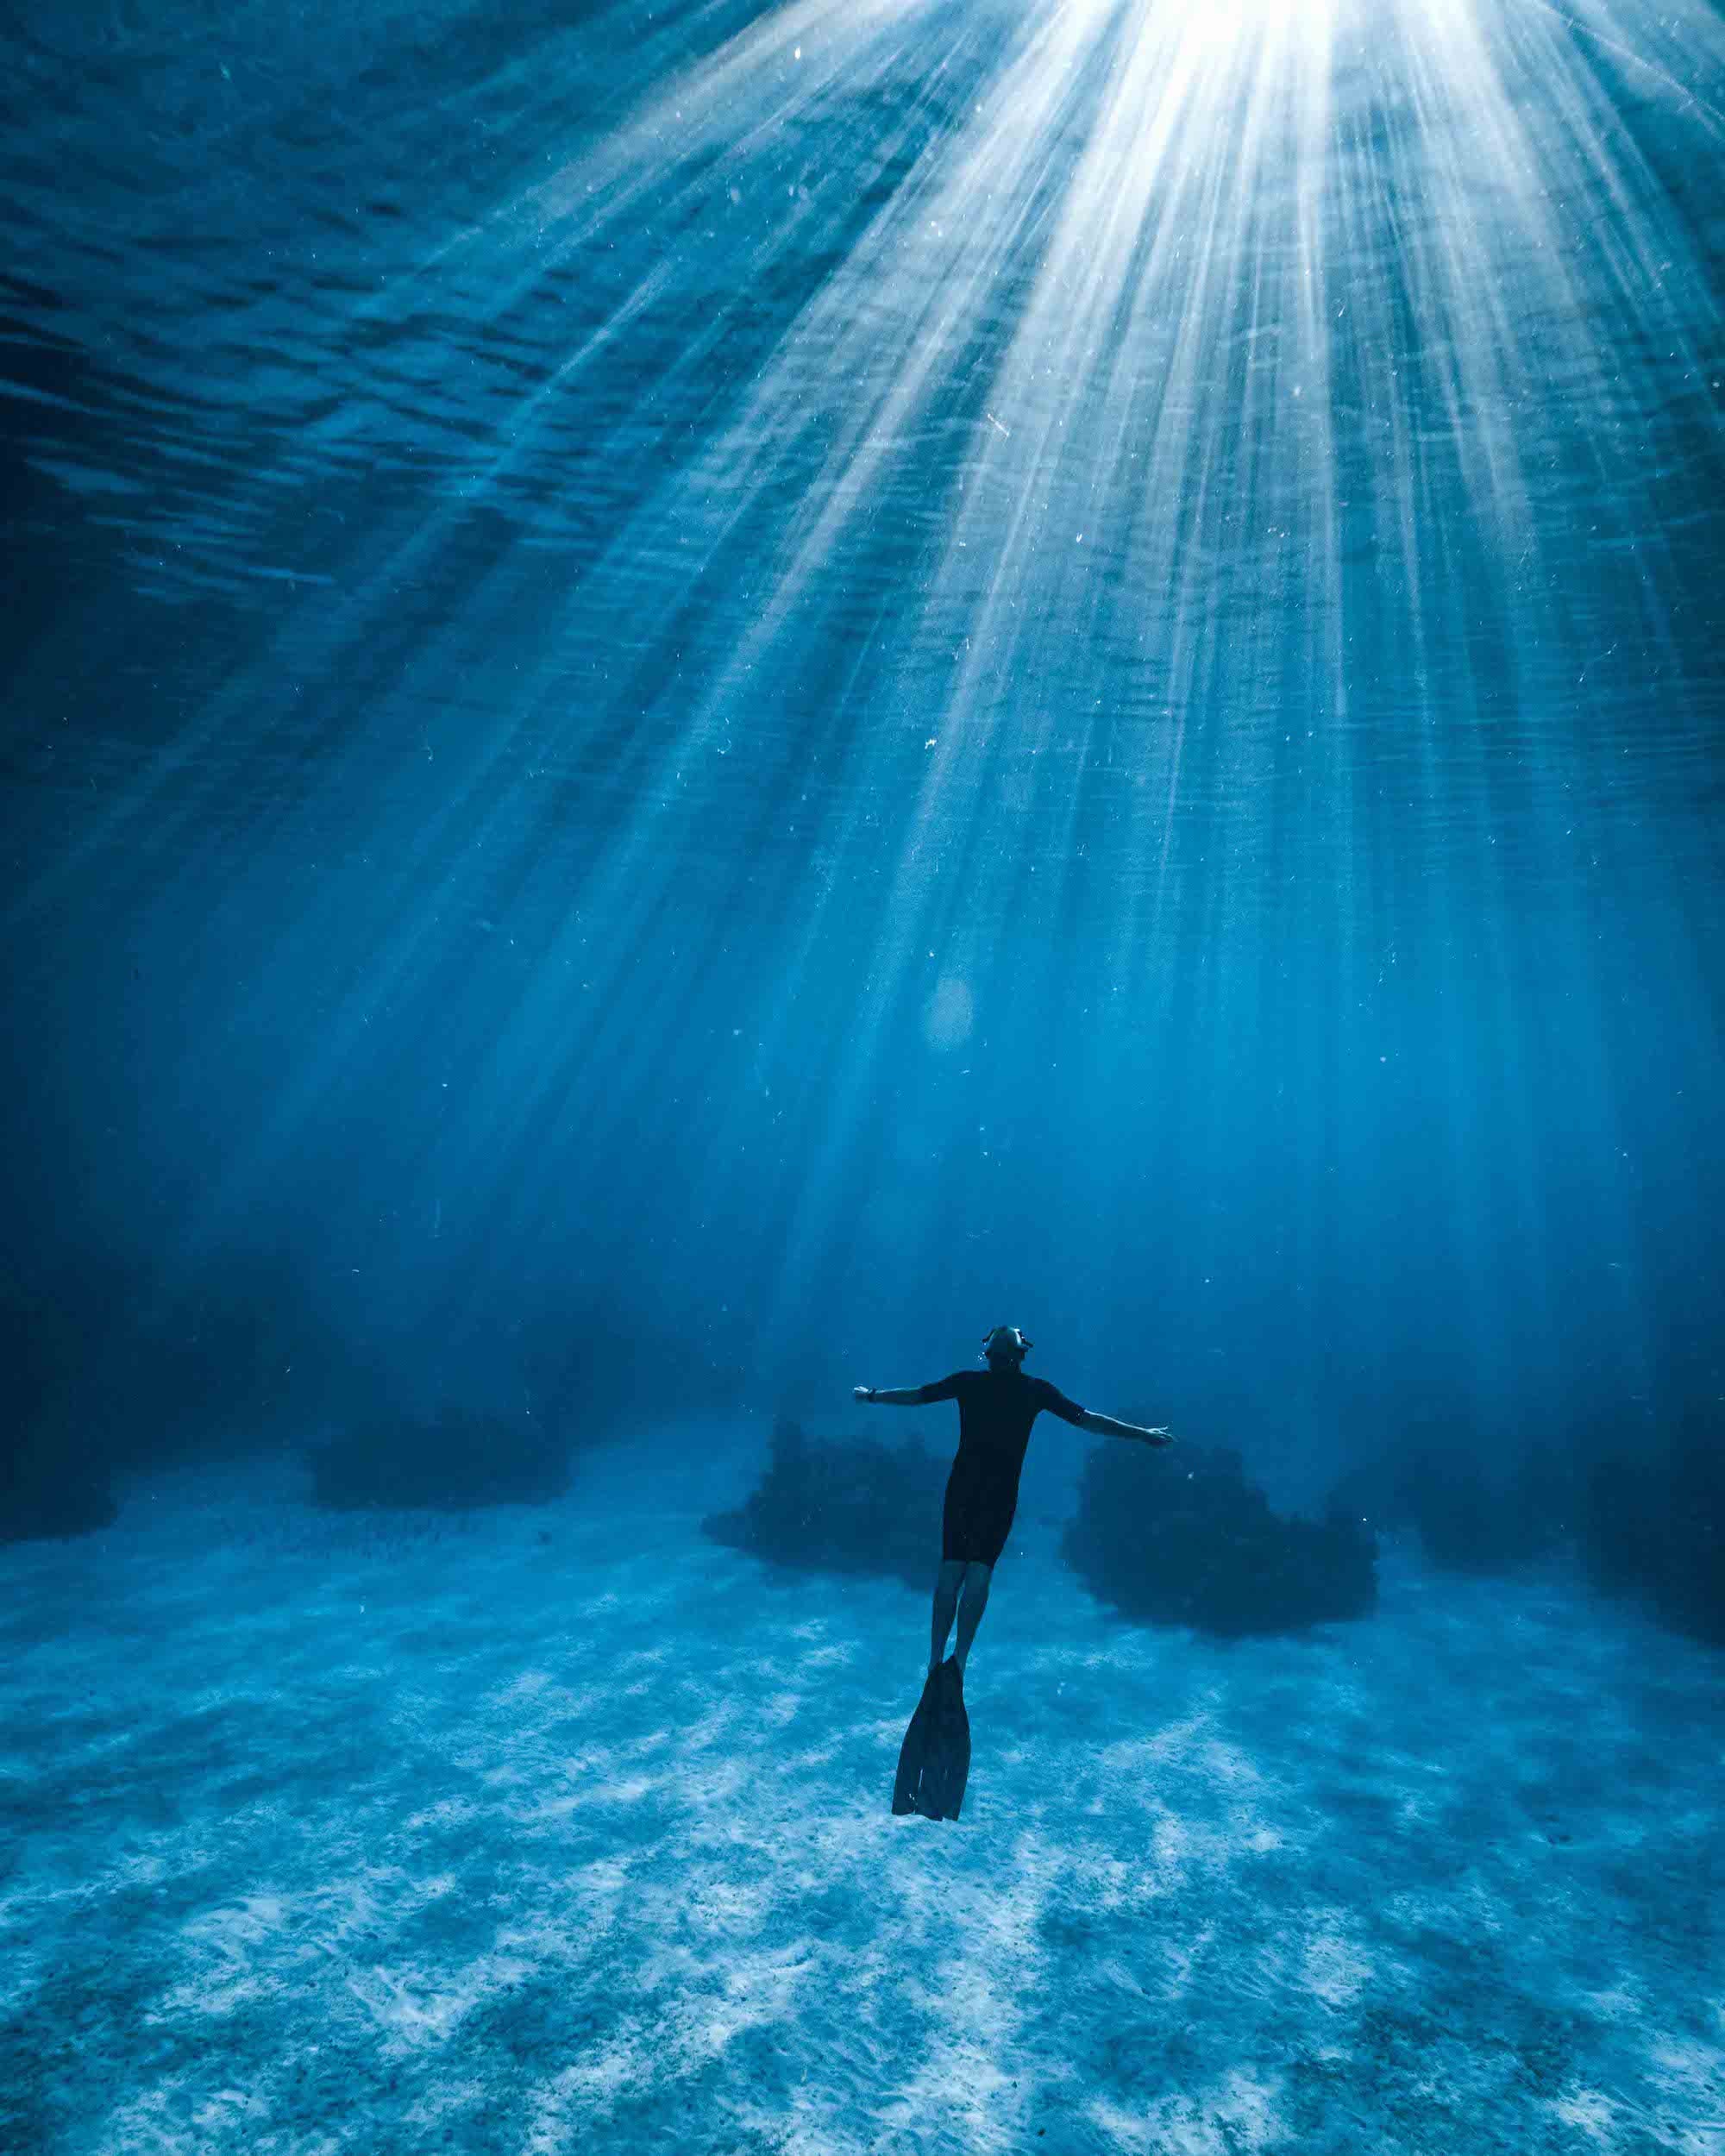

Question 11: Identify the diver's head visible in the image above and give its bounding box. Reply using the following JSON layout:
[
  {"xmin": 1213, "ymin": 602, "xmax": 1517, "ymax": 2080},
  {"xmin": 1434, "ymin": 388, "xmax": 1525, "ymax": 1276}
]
[{"xmin": 982, "ymin": 1325, "xmax": 1032, "ymax": 1368}]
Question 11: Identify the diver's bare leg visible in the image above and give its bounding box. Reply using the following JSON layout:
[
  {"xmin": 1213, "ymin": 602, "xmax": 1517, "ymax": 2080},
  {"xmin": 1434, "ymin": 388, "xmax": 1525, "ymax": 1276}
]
[
  {"xmin": 929, "ymin": 1559, "xmax": 964, "ymax": 1674},
  {"xmin": 953, "ymin": 1561, "xmax": 993, "ymax": 1673}
]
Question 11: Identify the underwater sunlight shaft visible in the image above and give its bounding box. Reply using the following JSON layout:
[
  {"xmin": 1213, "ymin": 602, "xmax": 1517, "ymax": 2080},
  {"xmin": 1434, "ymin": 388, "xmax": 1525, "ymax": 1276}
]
[{"xmin": 3, "ymin": 0, "xmax": 1722, "ymax": 1409}]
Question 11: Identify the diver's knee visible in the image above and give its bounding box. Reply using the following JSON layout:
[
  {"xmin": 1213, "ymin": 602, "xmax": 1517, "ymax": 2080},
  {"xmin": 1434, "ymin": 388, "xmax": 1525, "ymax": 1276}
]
[{"xmin": 963, "ymin": 1561, "xmax": 993, "ymax": 1595}]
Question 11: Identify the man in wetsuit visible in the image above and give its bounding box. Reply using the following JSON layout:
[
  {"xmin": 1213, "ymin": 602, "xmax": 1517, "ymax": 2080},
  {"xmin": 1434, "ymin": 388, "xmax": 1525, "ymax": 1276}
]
[{"xmin": 854, "ymin": 1325, "xmax": 1172, "ymax": 1677}]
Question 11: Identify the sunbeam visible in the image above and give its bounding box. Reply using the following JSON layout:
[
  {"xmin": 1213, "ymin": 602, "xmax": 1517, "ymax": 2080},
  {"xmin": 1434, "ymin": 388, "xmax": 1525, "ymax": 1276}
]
[{"xmin": 3, "ymin": 0, "xmax": 1722, "ymax": 1447}]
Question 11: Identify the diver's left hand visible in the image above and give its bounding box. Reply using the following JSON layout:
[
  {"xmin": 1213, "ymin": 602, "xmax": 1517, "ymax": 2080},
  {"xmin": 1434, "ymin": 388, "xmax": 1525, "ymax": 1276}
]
[{"xmin": 852, "ymin": 1385, "xmax": 875, "ymax": 1403}]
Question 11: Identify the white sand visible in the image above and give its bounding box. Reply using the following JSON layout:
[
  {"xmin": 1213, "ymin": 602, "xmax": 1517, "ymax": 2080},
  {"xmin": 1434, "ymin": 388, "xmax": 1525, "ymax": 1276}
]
[{"xmin": 2, "ymin": 1442, "xmax": 1722, "ymax": 2155}]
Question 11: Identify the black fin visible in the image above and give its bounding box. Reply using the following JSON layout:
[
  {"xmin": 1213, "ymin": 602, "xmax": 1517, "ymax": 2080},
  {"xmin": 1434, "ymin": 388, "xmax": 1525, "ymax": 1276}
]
[
  {"xmin": 890, "ymin": 1659, "xmax": 969, "ymax": 1821},
  {"xmin": 892, "ymin": 1668, "xmax": 940, "ymax": 1814}
]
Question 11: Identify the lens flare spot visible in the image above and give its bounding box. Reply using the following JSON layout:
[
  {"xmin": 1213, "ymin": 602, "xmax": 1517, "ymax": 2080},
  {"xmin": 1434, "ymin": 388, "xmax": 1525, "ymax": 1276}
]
[{"xmin": 925, "ymin": 976, "xmax": 975, "ymax": 1050}]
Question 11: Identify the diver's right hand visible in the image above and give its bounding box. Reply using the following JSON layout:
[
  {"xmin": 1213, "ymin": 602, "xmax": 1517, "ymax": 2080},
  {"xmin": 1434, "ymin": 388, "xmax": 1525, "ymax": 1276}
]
[{"xmin": 853, "ymin": 1385, "xmax": 875, "ymax": 1403}]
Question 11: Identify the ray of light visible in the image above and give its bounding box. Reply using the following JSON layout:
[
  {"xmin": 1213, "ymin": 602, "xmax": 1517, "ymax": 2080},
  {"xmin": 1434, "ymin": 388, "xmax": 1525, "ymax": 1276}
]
[{"xmin": 18, "ymin": 0, "xmax": 1719, "ymax": 1355}]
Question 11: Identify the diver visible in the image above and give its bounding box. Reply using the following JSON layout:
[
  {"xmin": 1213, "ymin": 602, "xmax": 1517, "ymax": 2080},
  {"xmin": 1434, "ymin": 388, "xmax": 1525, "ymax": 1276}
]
[
  {"xmin": 857, "ymin": 1325, "xmax": 1172, "ymax": 1821},
  {"xmin": 856, "ymin": 1323, "xmax": 1173, "ymax": 1676}
]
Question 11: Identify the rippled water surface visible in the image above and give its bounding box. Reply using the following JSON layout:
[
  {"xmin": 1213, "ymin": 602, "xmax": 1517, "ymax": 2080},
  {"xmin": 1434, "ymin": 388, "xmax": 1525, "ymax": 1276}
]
[{"xmin": 9, "ymin": 0, "xmax": 1724, "ymax": 903}]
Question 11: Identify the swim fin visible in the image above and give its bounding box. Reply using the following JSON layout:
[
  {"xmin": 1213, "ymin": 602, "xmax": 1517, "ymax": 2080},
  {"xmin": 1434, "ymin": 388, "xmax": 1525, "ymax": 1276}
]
[{"xmin": 891, "ymin": 1657, "xmax": 969, "ymax": 1821}]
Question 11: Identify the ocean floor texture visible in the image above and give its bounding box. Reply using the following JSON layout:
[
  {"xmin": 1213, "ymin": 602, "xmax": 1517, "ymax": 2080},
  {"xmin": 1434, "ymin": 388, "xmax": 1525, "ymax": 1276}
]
[{"xmin": 3, "ymin": 1443, "xmax": 1722, "ymax": 2156}]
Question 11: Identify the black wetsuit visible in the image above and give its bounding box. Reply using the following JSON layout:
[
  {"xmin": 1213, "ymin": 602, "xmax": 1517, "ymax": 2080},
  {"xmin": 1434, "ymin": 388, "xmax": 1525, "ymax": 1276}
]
[{"xmin": 913, "ymin": 1366, "xmax": 1088, "ymax": 1566}]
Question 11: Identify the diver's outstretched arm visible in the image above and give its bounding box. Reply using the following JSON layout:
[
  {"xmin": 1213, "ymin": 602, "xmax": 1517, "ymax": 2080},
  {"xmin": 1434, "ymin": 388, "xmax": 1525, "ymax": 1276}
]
[
  {"xmin": 853, "ymin": 1385, "xmax": 927, "ymax": 1406},
  {"xmin": 1080, "ymin": 1410, "xmax": 1173, "ymax": 1445}
]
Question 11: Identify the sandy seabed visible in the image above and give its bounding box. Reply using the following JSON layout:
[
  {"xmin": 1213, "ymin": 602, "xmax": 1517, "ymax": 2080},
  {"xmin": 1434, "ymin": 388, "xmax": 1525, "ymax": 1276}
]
[{"xmin": 2, "ymin": 1441, "xmax": 1722, "ymax": 2156}]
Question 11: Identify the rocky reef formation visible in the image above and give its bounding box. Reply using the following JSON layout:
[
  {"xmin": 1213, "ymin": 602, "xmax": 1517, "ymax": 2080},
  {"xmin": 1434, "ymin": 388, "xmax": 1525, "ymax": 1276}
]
[
  {"xmin": 1063, "ymin": 1440, "xmax": 1377, "ymax": 1637},
  {"xmin": 703, "ymin": 1417, "xmax": 948, "ymax": 1589}
]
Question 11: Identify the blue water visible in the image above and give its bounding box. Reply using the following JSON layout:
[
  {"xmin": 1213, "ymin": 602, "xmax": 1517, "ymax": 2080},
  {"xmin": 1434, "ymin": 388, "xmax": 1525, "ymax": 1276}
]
[{"xmin": 3, "ymin": 1, "xmax": 1723, "ymax": 2149}]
